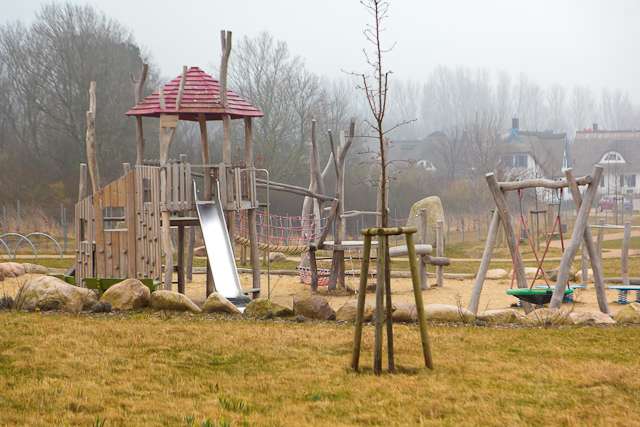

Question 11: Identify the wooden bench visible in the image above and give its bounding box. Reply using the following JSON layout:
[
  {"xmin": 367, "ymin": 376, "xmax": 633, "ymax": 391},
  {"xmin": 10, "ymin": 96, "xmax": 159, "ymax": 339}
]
[{"xmin": 388, "ymin": 244, "xmax": 450, "ymax": 289}]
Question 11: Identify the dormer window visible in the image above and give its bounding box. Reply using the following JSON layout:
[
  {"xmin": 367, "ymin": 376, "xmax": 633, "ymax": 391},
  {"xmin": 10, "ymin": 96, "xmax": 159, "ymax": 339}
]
[{"xmin": 600, "ymin": 151, "xmax": 625, "ymax": 164}]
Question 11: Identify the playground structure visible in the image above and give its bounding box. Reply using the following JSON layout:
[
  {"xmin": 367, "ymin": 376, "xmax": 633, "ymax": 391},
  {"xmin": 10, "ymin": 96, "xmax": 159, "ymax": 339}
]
[{"xmin": 469, "ymin": 166, "xmax": 610, "ymax": 314}]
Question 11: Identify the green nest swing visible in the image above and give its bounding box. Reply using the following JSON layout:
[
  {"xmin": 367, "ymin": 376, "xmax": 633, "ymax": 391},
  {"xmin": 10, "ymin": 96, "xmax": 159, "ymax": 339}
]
[{"xmin": 506, "ymin": 287, "xmax": 573, "ymax": 306}]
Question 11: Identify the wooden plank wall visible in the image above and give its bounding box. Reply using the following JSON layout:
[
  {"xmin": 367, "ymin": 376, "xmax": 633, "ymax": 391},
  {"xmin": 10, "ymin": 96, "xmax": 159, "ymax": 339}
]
[
  {"xmin": 164, "ymin": 160, "xmax": 192, "ymax": 212},
  {"xmin": 135, "ymin": 166, "xmax": 162, "ymax": 280},
  {"xmin": 74, "ymin": 196, "xmax": 95, "ymax": 284}
]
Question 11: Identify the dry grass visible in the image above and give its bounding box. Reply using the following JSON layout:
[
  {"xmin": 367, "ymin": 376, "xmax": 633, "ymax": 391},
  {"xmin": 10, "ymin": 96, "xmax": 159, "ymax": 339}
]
[{"xmin": 1, "ymin": 312, "xmax": 639, "ymax": 426}]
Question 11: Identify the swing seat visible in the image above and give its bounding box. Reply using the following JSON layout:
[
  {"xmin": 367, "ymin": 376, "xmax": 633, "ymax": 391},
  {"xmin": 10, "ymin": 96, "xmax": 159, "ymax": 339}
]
[{"xmin": 506, "ymin": 288, "xmax": 573, "ymax": 305}]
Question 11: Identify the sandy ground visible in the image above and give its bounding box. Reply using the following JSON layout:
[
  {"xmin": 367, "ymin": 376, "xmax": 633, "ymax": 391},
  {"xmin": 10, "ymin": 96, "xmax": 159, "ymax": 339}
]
[{"xmin": 1, "ymin": 271, "xmax": 632, "ymax": 316}]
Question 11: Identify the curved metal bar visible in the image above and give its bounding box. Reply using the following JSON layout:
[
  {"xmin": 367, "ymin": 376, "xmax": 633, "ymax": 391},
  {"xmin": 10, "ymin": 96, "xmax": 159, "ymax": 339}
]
[
  {"xmin": 24, "ymin": 232, "xmax": 63, "ymax": 259},
  {"xmin": 0, "ymin": 238, "xmax": 11, "ymax": 259},
  {"xmin": 0, "ymin": 233, "xmax": 38, "ymax": 260}
]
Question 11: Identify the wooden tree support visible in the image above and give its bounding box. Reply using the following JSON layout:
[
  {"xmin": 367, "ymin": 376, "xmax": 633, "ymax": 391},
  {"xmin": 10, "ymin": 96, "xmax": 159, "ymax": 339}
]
[{"xmin": 351, "ymin": 226, "xmax": 433, "ymax": 375}]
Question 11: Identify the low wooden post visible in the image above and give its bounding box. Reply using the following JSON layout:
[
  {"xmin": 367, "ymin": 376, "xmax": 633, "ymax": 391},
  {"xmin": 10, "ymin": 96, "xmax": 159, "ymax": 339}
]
[
  {"xmin": 622, "ymin": 221, "xmax": 631, "ymax": 287},
  {"xmin": 565, "ymin": 169, "xmax": 609, "ymax": 313},
  {"xmin": 406, "ymin": 230, "xmax": 433, "ymax": 369},
  {"xmin": 550, "ymin": 166, "xmax": 603, "ymax": 309},
  {"xmin": 435, "ymin": 220, "xmax": 444, "ymax": 287},
  {"xmin": 351, "ymin": 233, "xmax": 372, "ymax": 371},
  {"xmin": 580, "ymin": 243, "xmax": 589, "ymax": 283},
  {"xmin": 468, "ymin": 210, "xmax": 500, "ymax": 314},
  {"xmin": 382, "ymin": 235, "xmax": 395, "ymax": 373},
  {"xmin": 177, "ymin": 225, "xmax": 185, "ymax": 294},
  {"xmin": 419, "ymin": 209, "xmax": 428, "ymax": 290},
  {"xmin": 186, "ymin": 226, "xmax": 194, "ymax": 282},
  {"xmin": 309, "ymin": 245, "xmax": 319, "ymax": 293},
  {"xmin": 596, "ymin": 218, "xmax": 605, "ymax": 262}
]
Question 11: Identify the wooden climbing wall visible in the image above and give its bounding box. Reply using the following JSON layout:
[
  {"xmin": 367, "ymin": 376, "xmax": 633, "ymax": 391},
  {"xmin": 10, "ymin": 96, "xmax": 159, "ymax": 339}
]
[
  {"xmin": 75, "ymin": 196, "xmax": 95, "ymax": 284},
  {"xmin": 134, "ymin": 166, "xmax": 161, "ymax": 280}
]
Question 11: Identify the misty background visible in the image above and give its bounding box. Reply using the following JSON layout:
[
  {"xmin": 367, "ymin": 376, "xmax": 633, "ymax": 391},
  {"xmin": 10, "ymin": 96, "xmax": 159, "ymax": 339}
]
[{"xmin": 1, "ymin": 1, "xmax": 639, "ymax": 227}]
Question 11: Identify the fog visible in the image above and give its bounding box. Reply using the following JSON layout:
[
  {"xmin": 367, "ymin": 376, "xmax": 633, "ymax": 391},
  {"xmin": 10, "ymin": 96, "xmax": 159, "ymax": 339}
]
[{"xmin": 4, "ymin": 0, "xmax": 640, "ymax": 99}]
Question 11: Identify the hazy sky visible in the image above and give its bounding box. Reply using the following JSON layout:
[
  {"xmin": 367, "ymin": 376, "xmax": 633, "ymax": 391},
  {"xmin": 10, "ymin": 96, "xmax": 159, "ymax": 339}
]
[{"xmin": 4, "ymin": 0, "xmax": 640, "ymax": 99}]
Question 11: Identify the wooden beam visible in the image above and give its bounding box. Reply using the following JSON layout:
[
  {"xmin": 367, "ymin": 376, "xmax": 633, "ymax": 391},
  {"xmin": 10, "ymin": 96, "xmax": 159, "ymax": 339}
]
[
  {"xmin": 85, "ymin": 81, "xmax": 100, "ymax": 194},
  {"xmin": 176, "ymin": 66, "xmax": 187, "ymax": 110},
  {"xmin": 498, "ymin": 175, "xmax": 592, "ymax": 191},
  {"xmin": 78, "ymin": 163, "xmax": 88, "ymax": 201},
  {"xmin": 435, "ymin": 220, "xmax": 444, "ymax": 287},
  {"xmin": 550, "ymin": 166, "xmax": 603, "ymax": 308},
  {"xmin": 486, "ymin": 173, "xmax": 532, "ymax": 313},
  {"xmin": 159, "ymin": 113, "xmax": 178, "ymax": 289},
  {"xmin": 245, "ymin": 117, "xmax": 260, "ymax": 298},
  {"xmin": 564, "ymin": 168, "xmax": 609, "ymax": 314},
  {"xmin": 468, "ymin": 210, "xmax": 500, "ymax": 314},
  {"xmin": 256, "ymin": 179, "xmax": 335, "ymax": 202}
]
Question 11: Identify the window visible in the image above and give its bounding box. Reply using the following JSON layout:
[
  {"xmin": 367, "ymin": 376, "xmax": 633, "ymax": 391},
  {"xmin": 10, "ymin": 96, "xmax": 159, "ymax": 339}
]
[
  {"xmin": 600, "ymin": 151, "xmax": 625, "ymax": 164},
  {"xmin": 514, "ymin": 154, "xmax": 528, "ymax": 168},
  {"xmin": 103, "ymin": 206, "xmax": 126, "ymax": 231},
  {"xmin": 621, "ymin": 174, "xmax": 637, "ymax": 188},
  {"xmin": 417, "ymin": 160, "xmax": 436, "ymax": 171}
]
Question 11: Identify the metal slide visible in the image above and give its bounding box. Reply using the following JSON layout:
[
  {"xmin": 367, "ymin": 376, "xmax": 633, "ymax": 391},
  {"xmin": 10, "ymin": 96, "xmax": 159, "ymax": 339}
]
[{"xmin": 194, "ymin": 182, "xmax": 250, "ymax": 307}]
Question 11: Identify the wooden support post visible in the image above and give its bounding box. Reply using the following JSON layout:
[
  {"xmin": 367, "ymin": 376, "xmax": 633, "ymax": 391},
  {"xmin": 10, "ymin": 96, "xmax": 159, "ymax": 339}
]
[
  {"xmin": 550, "ymin": 166, "xmax": 603, "ymax": 309},
  {"xmin": 468, "ymin": 210, "xmax": 500, "ymax": 314},
  {"xmin": 406, "ymin": 230, "xmax": 433, "ymax": 369},
  {"xmin": 309, "ymin": 245, "xmax": 319, "ymax": 293},
  {"xmin": 198, "ymin": 113, "xmax": 215, "ymax": 295},
  {"xmin": 435, "ymin": 220, "xmax": 444, "ymax": 287},
  {"xmin": 78, "ymin": 163, "xmax": 88, "ymax": 201},
  {"xmin": 177, "ymin": 225, "xmax": 185, "ymax": 294},
  {"xmin": 186, "ymin": 226, "xmax": 194, "ymax": 282},
  {"xmin": 86, "ymin": 81, "xmax": 100, "ymax": 194},
  {"xmin": 581, "ymin": 244, "xmax": 589, "ymax": 283},
  {"xmin": 245, "ymin": 117, "xmax": 260, "ymax": 298},
  {"xmin": 486, "ymin": 173, "xmax": 532, "ymax": 312},
  {"xmin": 622, "ymin": 221, "xmax": 631, "ymax": 287},
  {"xmin": 564, "ymin": 168, "xmax": 609, "ymax": 313},
  {"xmin": 351, "ymin": 234, "xmax": 372, "ymax": 371},
  {"xmin": 419, "ymin": 208, "xmax": 428, "ymax": 290},
  {"xmin": 132, "ymin": 63, "xmax": 148, "ymax": 165},
  {"xmin": 373, "ymin": 233, "xmax": 386, "ymax": 375},
  {"xmin": 122, "ymin": 163, "xmax": 131, "ymax": 174},
  {"xmin": 159, "ymin": 114, "xmax": 178, "ymax": 290},
  {"xmin": 383, "ymin": 235, "xmax": 395, "ymax": 373}
]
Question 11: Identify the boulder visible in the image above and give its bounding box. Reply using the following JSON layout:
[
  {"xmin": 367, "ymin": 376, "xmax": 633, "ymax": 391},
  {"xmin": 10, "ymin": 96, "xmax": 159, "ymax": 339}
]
[
  {"xmin": 335, "ymin": 300, "xmax": 375, "ymax": 322},
  {"xmin": 0, "ymin": 296, "xmax": 13, "ymax": 310},
  {"xmin": 406, "ymin": 196, "xmax": 445, "ymax": 245},
  {"xmin": 293, "ymin": 295, "xmax": 335, "ymax": 320},
  {"xmin": 100, "ymin": 279, "xmax": 151, "ymax": 310},
  {"xmin": 546, "ymin": 268, "xmax": 577, "ymax": 282},
  {"xmin": 22, "ymin": 263, "xmax": 49, "ymax": 274},
  {"xmin": 14, "ymin": 275, "xmax": 97, "ymax": 313},
  {"xmin": 613, "ymin": 303, "xmax": 640, "ymax": 324},
  {"xmin": 89, "ymin": 301, "xmax": 112, "ymax": 313},
  {"xmin": 392, "ymin": 303, "xmax": 417, "ymax": 323},
  {"xmin": 150, "ymin": 290, "xmax": 201, "ymax": 313},
  {"xmin": 484, "ymin": 269, "xmax": 508, "ymax": 280},
  {"xmin": 425, "ymin": 304, "xmax": 475, "ymax": 323},
  {"xmin": 569, "ymin": 311, "xmax": 615, "ymax": 325},
  {"xmin": 0, "ymin": 262, "xmax": 26, "ymax": 278},
  {"xmin": 524, "ymin": 308, "xmax": 572, "ymax": 326},
  {"xmin": 477, "ymin": 308, "xmax": 523, "ymax": 323},
  {"xmin": 203, "ymin": 292, "xmax": 241, "ymax": 315},
  {"xmin": 575, "ymin": 269, "xmax": 593, "ymax": 283},
  {"xmin": 268, "ymin": 252, "xmax": 288, "ymax": 263},
  {"xmin": 244, "ymin": 298, "xmax": 293, "ymax": 318}
]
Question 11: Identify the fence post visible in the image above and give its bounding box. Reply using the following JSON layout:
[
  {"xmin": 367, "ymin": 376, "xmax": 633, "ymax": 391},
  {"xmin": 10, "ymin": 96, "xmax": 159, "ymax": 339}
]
[
  {"xmin": 436, "ymin": 220, "xmax": 444, "ymax": 287},
  {"xmin": 419, "ymin": 208, "xmax": 428, "ymax": 290}
]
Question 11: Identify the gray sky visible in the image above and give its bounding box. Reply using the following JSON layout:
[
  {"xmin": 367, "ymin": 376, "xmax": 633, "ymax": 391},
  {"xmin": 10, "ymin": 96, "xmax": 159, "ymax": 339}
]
[{"xmin": 4, "ymin": 0, "xmax": 640, "ymax": 99}]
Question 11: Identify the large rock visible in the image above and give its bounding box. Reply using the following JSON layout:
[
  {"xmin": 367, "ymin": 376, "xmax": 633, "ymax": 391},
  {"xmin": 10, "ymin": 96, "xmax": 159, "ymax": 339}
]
[
  {"xmin": 335, "ymin": 299, "xmax": 375, "ymax": 322},
  {"xmin": 406, "ymin": 196, "xmax": 445, "ymax": 245},
  {"xmin": 0, "ymin": 262, "xmax": 26, "ymax": 278},
  {"xmin": 293, "ymin": 295, "xmax": 335, "ymax": 320},
  {"xmin": 203, "ymin": 292, "xmax": 241, "ymax": 315},
  {"xmin": 614, "ymin": 303, "xmax": 640, "ymax": 324},
  {"xmin": 268, "ymin": 252, "xmax": 288, "ymax": 263},
  {"xmin": 100, "ymin": 279, "xmax": 150, "ymax": 310},
  {"xmin": 484, "ymin": 269, "xmax": 508, "ymax": 280},
  {"xmin": 14, "ymin": 275, "xmax": 97, "ymax": 313},
  {"xmin": 524, "ymin": 308, "xmax": 572, "ymax": 326},
  {"xmin": 150, "ymin": 290, "xmax": 201, "ymax": 313},
  {"xmin": 425, "ymin": 304, "xmax": 475, "ymax": 323},
  {"xmin": 244, "ymin": 298, "xmax": 293, "ymax": 318},
  {"xmin": 22, "ymin": 263, "xmax": 49, "ymax": 274},
  {"xmin": 575, "ymin": 269, "xmax": 593, "ymax": 283},
  {"xmin": 478, "ymin": 308, "xmax": 523, "ymax": 323},
  {"xmin": 569, "ymin": 311, "xmax": 615, "ymax": 325}
]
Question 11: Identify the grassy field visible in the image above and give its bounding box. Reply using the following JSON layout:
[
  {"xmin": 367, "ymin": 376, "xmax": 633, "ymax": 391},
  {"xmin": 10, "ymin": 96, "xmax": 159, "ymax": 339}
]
[{"xmin": 1, "ymin": 312, "xmax": 639, "ymax": 426}]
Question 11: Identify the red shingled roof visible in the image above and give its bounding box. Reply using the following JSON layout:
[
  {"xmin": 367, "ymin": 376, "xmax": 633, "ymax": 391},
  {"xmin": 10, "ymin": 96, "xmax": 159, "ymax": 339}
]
[{"xmin": 126, "ymin": 66, "xmax": 263, "ymax": 121}]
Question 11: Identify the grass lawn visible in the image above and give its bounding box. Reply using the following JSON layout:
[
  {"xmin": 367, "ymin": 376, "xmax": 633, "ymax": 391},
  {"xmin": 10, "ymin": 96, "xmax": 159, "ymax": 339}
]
[{"xmin": 1, "ymin": 312, "xmax": 639, "ymax": 426}]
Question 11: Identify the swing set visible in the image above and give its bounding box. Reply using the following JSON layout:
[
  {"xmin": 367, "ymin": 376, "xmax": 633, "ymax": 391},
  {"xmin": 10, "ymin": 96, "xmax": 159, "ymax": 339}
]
[
  {"xmin": 505, "ymin": 187, "xmax": 574, "ymax": 306},
  {"xmin": 468, "ymin": 166, "xmax": 610, "ymax": 315}
]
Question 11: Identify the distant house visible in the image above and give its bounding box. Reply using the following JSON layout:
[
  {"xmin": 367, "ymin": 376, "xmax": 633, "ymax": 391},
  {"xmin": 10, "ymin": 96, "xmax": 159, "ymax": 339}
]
[
  {"xmin": 571, "ymin": 125, "xmax": 640, "ymax": 209},
  {"xmin": 497, "ymin": 118, "xmax": 568, "ymax": 180}
]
